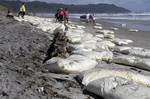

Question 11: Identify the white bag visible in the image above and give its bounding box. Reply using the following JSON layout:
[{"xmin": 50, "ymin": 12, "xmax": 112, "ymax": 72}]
[
  {"xmin": 81, "ymin": 68, "xmax": 150, "ymax": 86},
  {"xmin": 96, "ymin": 41, "xmax": 115, "ymax": 50},
  {"xmin": 73, "ymin": 51, "xmax": 113, "ymax": 61},
  {"xmin": 45, "ymin": 55, "xmax": 98, "ymax": 73},
  {"xmin": 81, "ymin": 33, "xmax": 93, "ymax": 41},
  {"xmin": 93, "ymin": 26, "xmax": 103, "ymax": 29},
  {"xmin": 114, "ymin": 46, "xmax": 150, "ymax": 58},
  {"xmin": 113, "ymin": 38, "xmax": 133, "ymax": 46},
  {"xmin": 86, "ymin": 77, "xmax": 150, "ymax": 99},
  {"xmin": 96, "ymin": 30, "xmax": 114, "ymax": 34},
  {"xmin": 113, "ymin": 55, "xmax": 150, "ymax": 71}
]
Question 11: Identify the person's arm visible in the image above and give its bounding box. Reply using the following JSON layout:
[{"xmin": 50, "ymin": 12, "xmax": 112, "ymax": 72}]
[{"xmin": 23, "ymin": 5, "xmax": 26, "ymax": 12}]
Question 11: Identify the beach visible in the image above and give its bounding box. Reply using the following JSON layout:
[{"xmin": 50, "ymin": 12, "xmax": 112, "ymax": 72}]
[
  {"xmin": 99, "ymin": 20, "xmax": 150, "ymax": 49},
  {"xmin": 1, "ymin": 14, "xmax": 150, "ymax": 99},
  {"xmin": 72, "ymin": 18, "xmax": 150, "ymax": 49},
  {"xmin": 0, "ymin": 15, "xmax": 101, "ymax": 99}
]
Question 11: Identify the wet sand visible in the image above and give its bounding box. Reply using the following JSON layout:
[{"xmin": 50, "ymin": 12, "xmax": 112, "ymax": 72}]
[
  {"xmin": 1, "ymin": 14, "xmax": 150, "ymax": 99},
  {"xmin": 98, "ymin": 20, "xmax": 150, "ymax": 49},
  {"xmin": 72, "ymin": 18, "xmax": 150, "ymax": 49}
]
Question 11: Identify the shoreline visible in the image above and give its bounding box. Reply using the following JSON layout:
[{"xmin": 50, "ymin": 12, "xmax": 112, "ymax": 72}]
[
  {"xmin": 1, "ymin": 15, "xmax": 150, "ymax": 99},
  {"xmin": 71, "ymin": 18, "xmax": 150, "ymax": 49}
]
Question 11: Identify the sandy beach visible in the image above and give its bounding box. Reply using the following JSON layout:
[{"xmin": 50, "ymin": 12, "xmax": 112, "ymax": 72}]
[
  {"xmin": 71, "ymin": 17, "xmax": 150, "ymax": 72},
  {"xmin": 72, "ymin": 18, "xmax": 150, "ymax": 49},
  {"xmin": 0, "ymin": 15, "xmax": 102, "ymax": 99},
  {"xmin": 99, "ymin": 20, "xmax": 150, "ymax": 49},
  {"xmin": 1, "ymin": 14, "xmax": 150, "ymax": 99}
]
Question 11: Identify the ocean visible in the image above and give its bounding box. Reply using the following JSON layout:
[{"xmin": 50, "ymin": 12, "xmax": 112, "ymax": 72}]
[
  {"xmin": 37, "ymin": 13, "xmax": 150, "ymax": 31},
  {"xmin": 94, "ymin": 13, "xmax": 150, "ymax": 31}
]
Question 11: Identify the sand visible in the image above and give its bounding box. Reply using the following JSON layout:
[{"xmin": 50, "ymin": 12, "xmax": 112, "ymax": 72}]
[
  {"xmin": 1, "ymin": 14, "xmax": 150, "ymax": 99},
  {"xmin": 0, "ymin": 15, "xmax": 101, "ymax": 99},
  {"xmin": 72, "ymin": 18, "xmax": 150, "ymax": 49},
  {"xmin": 97, "ymin": 20, "xmax": 150, "ymax": 49}
]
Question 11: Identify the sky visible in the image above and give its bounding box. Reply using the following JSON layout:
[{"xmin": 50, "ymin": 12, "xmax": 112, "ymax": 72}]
[{"xmin": 21, "ymin": 0, "xmax": 150, "ymax": 12}]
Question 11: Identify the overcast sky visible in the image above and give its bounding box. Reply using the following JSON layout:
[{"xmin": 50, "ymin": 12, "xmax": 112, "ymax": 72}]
[{"xmin": 22, "ymin": 0, "xmax": 150, "ymax": 12}]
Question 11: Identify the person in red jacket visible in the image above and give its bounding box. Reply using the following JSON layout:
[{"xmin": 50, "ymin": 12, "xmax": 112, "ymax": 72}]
[
  {"xmin": 58, "ymin": 8, "xmax": 65, "ymax": 22},
  {"xmin": 64, "ymin": 8, "xmax": 69, "ymax": 23}
]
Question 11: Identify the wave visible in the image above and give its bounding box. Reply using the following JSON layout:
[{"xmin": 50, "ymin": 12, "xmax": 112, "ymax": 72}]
[
  {"xmin": 36, "ymin": 13, "xmax": 150, "ymax": 21},
  {"xmin": 70, "ymin": 13, "xmax": 150, "ymax": 21}
]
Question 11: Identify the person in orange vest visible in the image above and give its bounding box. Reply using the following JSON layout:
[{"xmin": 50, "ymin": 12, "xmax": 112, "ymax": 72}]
[
  {"xmin": 18, "ymin": 3, "xmax": 26, "ymax": 19},
  {"xmin": 64, "ymin": 8, "xmax": 69, "ymax": 23}
]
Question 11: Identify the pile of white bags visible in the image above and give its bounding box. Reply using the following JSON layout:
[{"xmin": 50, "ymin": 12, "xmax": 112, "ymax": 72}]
[
  {"xmin": 15, "ymin": 15, "xmax": 150, "ymax": 99},
  {"xmin": 95, "ymin": 34, "xmax": 104, "ymax": 39},
  {"xmin": 81, "ymin": 33, "xmax": 94, "ymax": 41},
  {"xmin": 96, "ymin": 41, "xmax": 115, "ymax": 50},
  {"xmin": 76, "ymin": 25, "xmax": 86, "ymax": 29},
  {"xmin": 15, "ymin": 16, "xmax": 65, "ymax": 33},
  {"xmin": 81, "ymin": 68, "xmax": 150, "ymax": 86},
  {"xmin": 110, "ymin": 27, "xmax": 119, "ymax": 30},
  {"xmin": 114, "ymin": 46, "xmax": 150, "ymax": 58},
  {"xmin": 95, "ymin": 23, "xmax": 102, "ymax": 26},
  {"xmin": 73, "ymin": 51, "xmax": 113, "ymax": 61},
  {"xmin": 79, "ymin": 68, "xmax": 150, "ymax": 99},
  {"xmin": 113, "ymin": 38, "xmax": 133, "ymax": 46},
  {"xmin": 114, "ymin": 46, "xmax": 131, "ymax": 53},
  {"xmin": 129, "ymin": 29, "xmax": 139, "ymax": 32},
  {"xmin": 96, "ymin": 30, "xmax": 115, "ymax": 34},
  {"xmin": 112, "ymin": 55, "xmax": 150, "ymax": 71},
  {"xmin": 73, "ymin": 40, "xmax": 97, "ymax": 51},
  {"xmin": 45, "ymin": 55, "xmax": 97, "ymax": 73},
  {"xmin": 96, "ymin": 29, "xmax": 115, "ymax": 39},
  {"xmin": 93, "ymin": 26, "xmax": 103, "ymax": 29},
  {"xmin": 86, "ymin": 77, "xmax": 150, "ymax": 99},
  {"xmin": 66, "ymin": 29, "xmax": 85, "ymax": 43}
]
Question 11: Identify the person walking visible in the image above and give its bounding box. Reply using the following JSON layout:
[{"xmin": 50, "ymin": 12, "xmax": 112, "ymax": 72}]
[
  {"xmin": 58, "ymin": 8, "xmax": 65, "ymax": 22},
  {"xmin": 55, "ymin": 9, "xmax": 59, "ymax": 22},
  {"xmin": 89, "ymin": 13, "xmax": 96, "ymax": 24},
  {"xmin": 64, "ymin": 8, "xmax": 69, "ymax": 23},
  {"xmin": 18, "ymin": 3, "xmax": 26, "ymax": 19},
  {"xmin": 86, "ymin": 13, "xmax": 90, "ymax": 23}
]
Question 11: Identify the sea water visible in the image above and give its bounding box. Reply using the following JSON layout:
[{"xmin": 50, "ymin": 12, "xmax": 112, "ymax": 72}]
[
  {"xmin": 95, "ymin": 13, "xmax": 150, "ymax": 31},
  {"xmin": 37, "ymin": 13, "xmax": 150, "ymax": 31}
]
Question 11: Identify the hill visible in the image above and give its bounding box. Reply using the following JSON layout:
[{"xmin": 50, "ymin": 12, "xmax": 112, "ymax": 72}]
[{"xmin": 0, "ymin": 0, "xmax": 130, "ymax": 13}]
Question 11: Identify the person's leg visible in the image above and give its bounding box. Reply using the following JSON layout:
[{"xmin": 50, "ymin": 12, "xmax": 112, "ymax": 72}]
[
  {"xmin": 55, "ymin": 14, "xmax": 58, "ymax": 22},
  {"xmin": 66, "ymin": 17, "xmax": 69, "ymax": 23},
  {"xmin": 60, "ymin": 15, "xmax": 63, "ymax": 22},
  {"xmin": 63, "ymin": 16, "xmax": 65, "ymax": 24},
  {"xmin": 55, "ymin": 16, "xmax": 58, "ymax": 22},
  {"xmin": 93, "ymin": 19, "xmax": 96, "ymax": 25},
  {"xmin": 18, "ymin": 11, "xmax": 21, "ymax": 17},
  {"xmin": 22, "ymin": 12, "xmax": 25, "ymax": 19},
  {"xmin": 20, "ymin": 12, "xmax": 23, "ymax": 18},
  {"xmin": 57, "ymin": 15, "xmax": 60, "ymax": 22}
]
